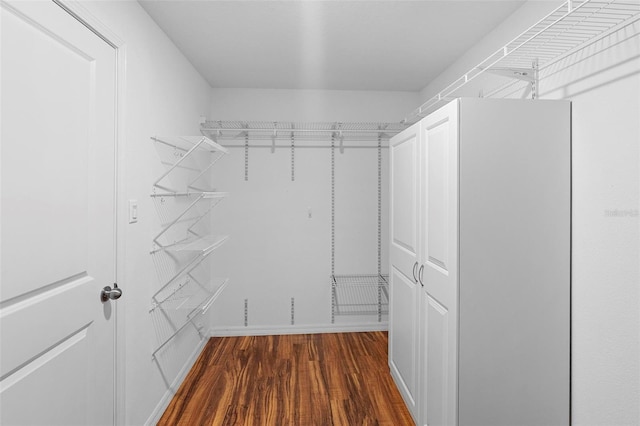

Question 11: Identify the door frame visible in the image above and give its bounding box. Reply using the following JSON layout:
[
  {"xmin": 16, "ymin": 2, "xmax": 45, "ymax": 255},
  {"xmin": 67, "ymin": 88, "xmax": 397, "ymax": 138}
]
[{"xmin": 51, "ymin": 1, "xmax": 127, "ymax": 424}]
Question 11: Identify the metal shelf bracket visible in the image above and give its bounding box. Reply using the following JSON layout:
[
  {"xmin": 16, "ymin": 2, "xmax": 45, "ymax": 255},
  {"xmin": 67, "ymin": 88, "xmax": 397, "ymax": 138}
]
[{"xmin": 486, "ymin": 58, "xmax": 540, "ymax": 99}]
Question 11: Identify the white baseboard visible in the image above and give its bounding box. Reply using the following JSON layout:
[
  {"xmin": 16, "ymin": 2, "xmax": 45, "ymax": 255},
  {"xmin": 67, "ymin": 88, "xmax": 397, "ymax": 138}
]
[
  {"xmin": 145, "ymin": 338, "xmax": 207, "ymax": 426},
  {"xmin": 209, "ymin": 322, "xmax": 388, "ymax": 337}
]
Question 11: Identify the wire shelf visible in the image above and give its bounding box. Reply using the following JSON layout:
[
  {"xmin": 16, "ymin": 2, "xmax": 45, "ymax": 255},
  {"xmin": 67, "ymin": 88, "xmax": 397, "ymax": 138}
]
[
  {"xmin": 152, "ymin": 135, "xmax": 228, "ymax": 193},
  {"xmin": 201, "ymin": 121, "xmax": 407, "ymax": 143},
  {"xmin": 151, "ymin": 135, "xmax": 228, "ymax": 154},
  {"xmin": 150, "ymin": 191, "xmax": 229, "ymax": 198},
  {"xmin": 164, "ymin": 235, "xmax": 229, "ymax": 254},
  {"xmin": 150, "ymin": 277, "xmax": 229, "ymax": 359},
  {"xmin": 152, "ymin": 277, "xmax": 230, "ymax": 312},
  {"xmin": 403, "ymin": 0, "xmax": 640, "ymax": 123},
  {"xmin": 331, "ymin": 274, "xmax": 389, "ymax": 317},
  {"xmin": 150, "ymin": 192, "xmax": 226, "ymax": 254}
]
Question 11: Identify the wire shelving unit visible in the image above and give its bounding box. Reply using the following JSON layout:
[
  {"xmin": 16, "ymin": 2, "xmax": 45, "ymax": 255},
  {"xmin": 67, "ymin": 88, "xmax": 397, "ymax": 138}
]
[
  {"xmin": 150, "ymin": 135, "xmax": 230, "ymax": 359},
  {"xmin": 201, "ymin": 121, "xmax": 407, "ymax": 147},
  {"xmin": 403, "ymin": 0, "xmax": 640, "ymax": 124}
]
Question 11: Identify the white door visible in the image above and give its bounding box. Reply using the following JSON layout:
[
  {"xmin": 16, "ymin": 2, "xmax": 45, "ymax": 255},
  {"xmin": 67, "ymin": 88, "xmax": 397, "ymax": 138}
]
[
  {"xmin": 388, "ymin": 122, "xmax": 421, "ymax": 419},
  {"xmin": 419, "ymin": 100, "xmax": 458, "ymax": 426},
  {"xmin": 0, "ymin": 1, "xmax": 118, "ymax": 425}
]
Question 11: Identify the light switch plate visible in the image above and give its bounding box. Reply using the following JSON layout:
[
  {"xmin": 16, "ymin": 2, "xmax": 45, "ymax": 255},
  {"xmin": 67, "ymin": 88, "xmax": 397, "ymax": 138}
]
[{"xmin": 129, "ymin": 200, "xmax": 138, "ymax": 224}]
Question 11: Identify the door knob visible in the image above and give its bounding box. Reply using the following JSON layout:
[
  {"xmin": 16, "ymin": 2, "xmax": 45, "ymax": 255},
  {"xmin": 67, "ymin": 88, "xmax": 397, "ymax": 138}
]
[{"xmin": 101, "ymin": 284, "xmax": 123, "ymax": 302}]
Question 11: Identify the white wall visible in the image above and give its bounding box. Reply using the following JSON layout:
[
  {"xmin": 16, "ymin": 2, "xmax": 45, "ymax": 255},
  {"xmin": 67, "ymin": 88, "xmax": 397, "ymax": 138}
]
[
  {"xmin": 78, "ymin": 2, "xmax": 212, "ymax": 425},
  {"xmin": 420, "ymin": 2, "xmax": 640, "ymax": 424},
  {"xmin": 207, "ymin": 89, "xmax": 418, "ymax": 334},
  {"xmin": 210, "ymin": 87, "xmax": 420, "ymax": 122}
]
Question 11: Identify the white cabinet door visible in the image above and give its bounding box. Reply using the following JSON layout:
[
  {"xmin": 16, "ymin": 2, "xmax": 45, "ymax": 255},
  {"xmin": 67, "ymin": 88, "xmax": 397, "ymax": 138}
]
[
  {"xmin": 389, "ymin": 123, "xmax": 421, "ymax": 419},
  {"xmin": 419, "ymin": 100, "xmax": 459, "ymax": 426},
  {"xmin": 0, "ymin": 1, "xmax": 118, "ymax": 425}
]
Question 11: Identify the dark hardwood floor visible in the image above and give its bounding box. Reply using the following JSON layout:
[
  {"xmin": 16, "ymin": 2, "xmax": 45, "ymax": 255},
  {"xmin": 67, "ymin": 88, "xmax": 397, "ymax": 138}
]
[{"xmin": 158, "ymin": 331, "xmax": 414, "ymax": 425}]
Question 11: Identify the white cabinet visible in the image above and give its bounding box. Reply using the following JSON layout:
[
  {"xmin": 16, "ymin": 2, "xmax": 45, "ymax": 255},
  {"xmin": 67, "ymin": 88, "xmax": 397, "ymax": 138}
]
[{"xmin": 390, "ymin": 98, "xmax": 571, "ymax": 426}]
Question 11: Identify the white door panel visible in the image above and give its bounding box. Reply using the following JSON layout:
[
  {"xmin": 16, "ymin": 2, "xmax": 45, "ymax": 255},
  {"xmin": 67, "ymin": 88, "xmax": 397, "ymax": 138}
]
[
  {"xmin": 389, "ymin": 266, "xmax": 418, "ymax": 406},
  {"xmin": 0, "ymin": 275, "xmax": 93, "ymax": 378},
  {"xmin": 426, "ymin": 122, "xmax": 450, "ymax": 275},
  {"xmin": 391, "ymin": 134, "xmax": 418, "ymax": 254},
  {"xmin": 1, "ymin": 1, "xmax": 117, "ymax": 425},
  {"xmin": 424, "ymin": 293, "xmax": 450, "ymax": 426},
  {"xmin": 0, "ymin": 327, "xmax": 90, "ymax": 425},
  {"xmin": 390, "ymin": 125, "xmax": 420, "ymax": 276},
  {"xmin": 1, "ymin": 1, "xmax": 93, "ymax": 301},
  {"xmin": 389, "ymin": 122, "xmax": 421, "ymax": 420},
  {"xmin": 420, "ymin": 100, "xmax": 458, "ymax": 426}
]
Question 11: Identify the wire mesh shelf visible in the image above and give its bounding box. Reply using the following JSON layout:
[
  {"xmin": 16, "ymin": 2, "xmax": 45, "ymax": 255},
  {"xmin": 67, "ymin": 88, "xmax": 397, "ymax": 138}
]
[
  {"xmin": 201, "ymin": 121, "xmax": 407, "ymax": 143},
  {"xmin": 151, "ymin": 277, "xmax": 229, "ymax": 359},
  {"xmin": 151, "ymin": 135, "xmax": 228, "ymax": 154},
  {"xmin": 163, "ymin": 235, "xmax": 229, "ymax": 254},
  {"xmin": 152, "ymin": 277, "xmax": 230, "ymax": 312},
  {"xmin": 150, "ymin": 191, "xmax": 229, "ymax": 198},
  {"xmin": 152, "ymin": 135, "xmax": 228, "ymax": 193},
  {"xmin": 150, "ymin": 273, "xmax": 230, "ymax": 359},
  {"xmin": 331, "ymin": 274, "xmax": 389, "ymax": 317},
  {"xmin": 403, "ymin": 0, "xmax": 640, "ymax": 123},
  {"xmin": 150, "ymin": 191, "xmax": 227, "ymax": 254}
]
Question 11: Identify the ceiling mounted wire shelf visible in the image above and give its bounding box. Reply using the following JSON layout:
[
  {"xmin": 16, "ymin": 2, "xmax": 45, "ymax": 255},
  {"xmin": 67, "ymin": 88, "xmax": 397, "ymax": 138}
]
[
  {"xmin": 201, "ymin": 121, "xmax": 407, "ymax": 144},
  {"xmin": 403, "ymin": 0, "xmax": 640, "ymax": 124}
]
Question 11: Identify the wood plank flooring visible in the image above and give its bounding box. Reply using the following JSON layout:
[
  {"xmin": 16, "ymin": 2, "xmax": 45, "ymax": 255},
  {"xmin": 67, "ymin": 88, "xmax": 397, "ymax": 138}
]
[{"xmin": 158, "ymin": 331, "xmax": 414, "ymax": 425}]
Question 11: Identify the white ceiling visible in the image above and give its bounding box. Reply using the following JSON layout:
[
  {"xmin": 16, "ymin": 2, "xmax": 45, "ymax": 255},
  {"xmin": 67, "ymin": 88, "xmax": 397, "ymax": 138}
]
[{"xmin": 139, "ymin": 0, "xmax": 526, "ymax": 92}]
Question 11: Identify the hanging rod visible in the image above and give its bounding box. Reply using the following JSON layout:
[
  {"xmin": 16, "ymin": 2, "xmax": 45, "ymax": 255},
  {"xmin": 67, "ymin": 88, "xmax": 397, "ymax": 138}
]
[{"xmin": 402, "ymin": 0, "xmax": 640, "ymax": 124}]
